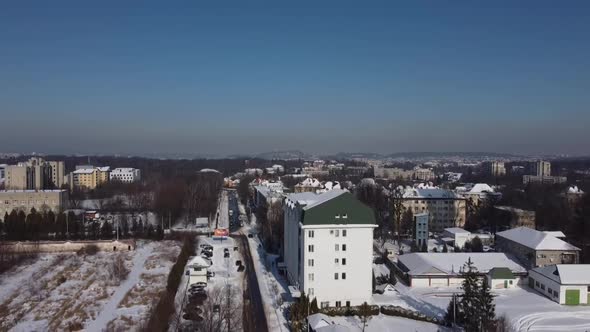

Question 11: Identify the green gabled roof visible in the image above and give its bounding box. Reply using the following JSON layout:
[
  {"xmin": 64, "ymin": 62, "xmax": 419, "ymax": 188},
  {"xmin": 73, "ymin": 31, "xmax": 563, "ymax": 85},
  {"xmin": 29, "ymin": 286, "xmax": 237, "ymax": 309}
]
[
  {"xmin": 489, "ymin": 267, "xmax": 514, "ymax": 279},
  {"xmin": 301, "ymin": 191, "xmax": 375, "ymax": 226}
]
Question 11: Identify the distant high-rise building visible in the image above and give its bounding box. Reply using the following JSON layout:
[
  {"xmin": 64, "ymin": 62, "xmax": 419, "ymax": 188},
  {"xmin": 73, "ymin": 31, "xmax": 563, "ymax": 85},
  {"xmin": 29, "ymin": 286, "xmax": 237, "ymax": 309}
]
[
  {"xmin": 530, "ymin": 160, "xmax": 551, "ymax": 177},
  {"xmin": 483, "ymin": 161, "xmax": 506, "ymax": 177},
  {"xmin": 4, "ymin": 158, "xmax": 64, "ymax": 190}
]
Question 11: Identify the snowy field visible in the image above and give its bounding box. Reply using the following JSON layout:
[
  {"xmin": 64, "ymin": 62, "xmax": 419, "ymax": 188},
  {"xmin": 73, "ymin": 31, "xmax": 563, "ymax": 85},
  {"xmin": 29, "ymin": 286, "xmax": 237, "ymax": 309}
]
[
  {"xmin": 327, "ymin": 315, "xmax": 449, "ymax": 332},
  {"xmin": 373, "ymin": 283, "xmax": 590, "ymax": 332},
  {"xmin": 0, "ymin": 240, "xmax": 180, "ymax": 331}
]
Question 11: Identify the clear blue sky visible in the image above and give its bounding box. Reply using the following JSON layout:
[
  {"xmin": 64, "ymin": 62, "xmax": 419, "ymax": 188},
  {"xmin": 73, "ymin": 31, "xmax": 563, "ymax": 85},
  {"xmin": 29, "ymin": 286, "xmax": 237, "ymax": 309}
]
[{"xmin": 1, "ymin": 1, "xmax": 589, "ymax": 156}]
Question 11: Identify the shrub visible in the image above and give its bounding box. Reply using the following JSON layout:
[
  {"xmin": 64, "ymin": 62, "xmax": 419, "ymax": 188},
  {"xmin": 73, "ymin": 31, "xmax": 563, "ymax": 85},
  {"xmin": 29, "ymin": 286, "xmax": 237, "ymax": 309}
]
[
  {"xmin": 77, "ymin": 244, "xmax": 99, "ymax": 256},
  {"xmin": 380, "ymin": 305, "xmax": 442, "ymax": 324},
  {"xmin": 320, "ymin": 305, "xmax": 379, "ymax": 317}
]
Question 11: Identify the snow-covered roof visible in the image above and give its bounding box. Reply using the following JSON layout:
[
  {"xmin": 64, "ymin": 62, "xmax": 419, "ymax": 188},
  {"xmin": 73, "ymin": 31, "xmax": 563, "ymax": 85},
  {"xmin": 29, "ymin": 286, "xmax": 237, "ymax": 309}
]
[
  {"xmin": 308, "ymin": 313, "xmax": 333, "ymax": 330},
  {"xmin": 531, "ymin": 264, "xmax": 590, "ymax": 285},
  {"xmin": 303, "ymin": 189, "xmax": 348, "ymax": 210},
  {"xmin": 375, "ymin": 283, "xmax": 396, "ymax": 293},
  {"xmin": 397, "ymin": 252, "xmax": 526, "ymax": 276},
  {"xmin": 402, "ymin": 187, "xmax": 462, "ymax": 199},
  {"xmin": 542, "ymin": 231, "xmax": 566, "ymax": 238},
  {"xmin": 468, "ymin": 183, "xmax": 495, "ymax": 193},
  {"xmin": 188, "ymin": 256, "xmax": 211, "ymax": 268},
  {"xmin": 567, "ymin": 185, "xmax": 584, "ymax": 194},
  {"xmin": 297, "ymin": 177, "xmax": 322, "ymax": 188},
  {"xmin": 73, "ymin": 168, "xmax": 95, "ymax": 174},
  {"xmin": 199, "ymin": 168, "xmax": 220, "ymax": 173},
  {"xmin": 496, "ymin": 227, "xmax": 580, "ymax": 251},
  {"xmin": 316, "ymin": 325, "xmax": 351, "ymax": 332},
  {"xmin": 97, "ymin": 166, "xmax": 111, "ymax": 172},
  {"xmin": 444, "ymin": 227, "xmax": 471, "ymax": 235}
]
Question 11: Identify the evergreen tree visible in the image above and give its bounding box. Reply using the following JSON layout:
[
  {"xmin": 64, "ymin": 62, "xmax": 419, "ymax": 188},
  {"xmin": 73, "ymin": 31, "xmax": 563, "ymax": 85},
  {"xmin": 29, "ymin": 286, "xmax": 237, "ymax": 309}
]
[
  {"xmin": 420, "ymin": 241, "xmax": 428, "ymax": 252},
  {"xmin": 460, "ymin": 258, "xmax": 480, "ymax": 332},
  {"xmin": 479, "ymin": 277, "xmax": 496, "ymax": 330},
  {"xmin": 442, "ymin": 242, "xmax": 449, "ymax": 253},
  {"xmin": 444, "ymin": 293, "xmax": 463, "ymax": 326},
  {"xmin": 146, "ymin": 223, "xmax": 154, "ymax": 239},
  {"xmin": 101, "ymin": 221, "xmax": 113, "ymax": 239},
  {"xmin": 358, "ymin": 302, "xmax": 373, "ymax": 332},
  {"xmin": 310, "ymin": 298, "xmax": 319, "ymax": 314},
  {"xmin": 56, "ymin": 212, "xmax": 67, "ymax": 240},
  {"xmin": 470, "ymin": 236, "xmax": 484, "ymax": 252}
]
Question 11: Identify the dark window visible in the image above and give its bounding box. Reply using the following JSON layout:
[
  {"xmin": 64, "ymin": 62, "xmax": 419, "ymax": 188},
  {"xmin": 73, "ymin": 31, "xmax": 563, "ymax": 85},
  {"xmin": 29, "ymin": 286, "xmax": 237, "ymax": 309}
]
[
  {"xmin": 342, "ymin": 244, "xmax": 347, "ymax": 251},
  {"xmin": 334, "ymin": 273, "xmax": 339, "ymax": 280},
  {"xmin": 342, "ymin": 258, "xmax": 347, "ymax": 265},
  {"xmin": 342, "ymin": 273, "xmax": 346, "ymax": 279}
]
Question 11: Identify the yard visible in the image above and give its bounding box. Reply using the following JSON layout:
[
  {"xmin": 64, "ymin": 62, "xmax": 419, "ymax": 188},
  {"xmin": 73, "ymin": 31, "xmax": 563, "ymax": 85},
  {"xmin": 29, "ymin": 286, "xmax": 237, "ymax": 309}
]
[{"xmin": 0, "ymin": 240, "xmax": 180, "ymax": 331}]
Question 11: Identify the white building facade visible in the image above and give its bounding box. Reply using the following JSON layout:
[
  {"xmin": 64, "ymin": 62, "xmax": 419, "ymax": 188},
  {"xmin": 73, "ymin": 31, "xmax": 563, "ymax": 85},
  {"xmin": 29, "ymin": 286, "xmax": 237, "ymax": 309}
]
[
  {"xmin": 109, "ymin": 168, "xmax": 141, "ymax": 183},
  {"xmin": 283, "ymin": 190, "xmax": 377, "ymax": 308}
]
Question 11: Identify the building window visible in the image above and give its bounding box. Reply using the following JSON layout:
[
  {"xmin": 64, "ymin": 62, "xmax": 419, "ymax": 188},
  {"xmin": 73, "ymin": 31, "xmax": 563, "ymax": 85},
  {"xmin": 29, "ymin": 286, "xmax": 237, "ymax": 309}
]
[
  {"xmin": 535, "ymin": 281, "xmax": 540, "ymax": 287},
  {"xmin": 321, "ymin": 301, "xmax": 329, "ymax": 308},
  {"xmin": 342, "ymin": 230, "xmax": 347, "ymax": 237},
  {"xmin": 335, "ymin": 258, "xmax": 339, "ymax": 264},
  {"xmin": 342, "ymin": 244, "xmax": 347, "ymax": 251},
  {"xmin": 342, "ymin": 258, "xmax": 346, "ymax": 265},
  {"xmin": 308, "ymin": 245, "xmax": 314, "ymax": 253},
  {"xmin": 548, "ymin": 287, "xmax": 552, "ymax": 294},
  {"xmin": 309, "ymin": 288, "xmax": 314, "ymax": 296},
  {"xmin": 335, "ymin": 244, "xmax": 339, "ymax": 251},
  {"xmin": 308, "ymin": 259, "xmax": 314, "ymax": 267},
  {"xmin": 308, "ymin": 230, "xmax": 314, "ymax": 238},
  {"xmin": 342, "ymin": 273, "xmax": 346, "ymax": 280},
  {"xmin": 335, "ymin": 214, "xmax": 341, "ymax": 219},
  {"xmin": 335, "ymin": 301, "xmax": 341, "ymax": 307},
  {"xmin": 330, "ymin": 230, "xmax": 334, "ymax": 235},
  {"xmin": 346, "ymin": 301, "xmax": 350, "ymax": 307},
  {"xmin": 334, "ymin": 273, "xmax": 339, "ymax": 280},
  {"xmin": 309, "ymin": 273, "xmax": 314, "ymax": 281},
  {"xmin": 540, "ymin": 284, "xmax": 545, "ymax": 290},
  {"xmin": 335, "ymin": 230, "xmax": 340, "ymax": 237},
  {"xmin": 342, "ymin": 214, "xmax": 348, "ymax": 219}
]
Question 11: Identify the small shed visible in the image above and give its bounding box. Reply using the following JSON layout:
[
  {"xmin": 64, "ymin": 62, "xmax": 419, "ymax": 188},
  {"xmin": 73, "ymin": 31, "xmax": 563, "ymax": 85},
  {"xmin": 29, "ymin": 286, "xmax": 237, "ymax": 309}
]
[
  {"xmin": 187, "ymin": 256, "xmax": 211, "ymax": 285},
  {"xmin": 487, "ymin": 267, "xmax": 518, "ymax": 289}
]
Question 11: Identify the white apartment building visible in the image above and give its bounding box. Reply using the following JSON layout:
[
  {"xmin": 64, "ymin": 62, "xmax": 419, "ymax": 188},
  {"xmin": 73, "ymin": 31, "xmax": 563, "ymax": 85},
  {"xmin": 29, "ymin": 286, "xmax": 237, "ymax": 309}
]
[
  {"xmin": 283, "ymin": 189, "xmax": 377, "ymax": 308},
  {"xmin": 109, "ymin": 168, "xmax": 141, "ymax": 183}
]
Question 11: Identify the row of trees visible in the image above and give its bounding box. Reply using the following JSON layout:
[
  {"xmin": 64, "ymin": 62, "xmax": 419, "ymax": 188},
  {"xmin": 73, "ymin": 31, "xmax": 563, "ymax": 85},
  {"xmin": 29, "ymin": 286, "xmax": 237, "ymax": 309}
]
[{"xmin": 1, "ymin": 208, "xmax": 164, "ymax": 241}]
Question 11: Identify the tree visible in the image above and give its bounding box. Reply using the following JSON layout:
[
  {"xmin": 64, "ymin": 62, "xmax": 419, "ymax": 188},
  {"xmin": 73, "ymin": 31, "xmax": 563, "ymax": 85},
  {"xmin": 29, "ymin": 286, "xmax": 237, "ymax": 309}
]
[
  {"xmin": 310, "ymin": 297, "xmax": 319, "ymax": 314},
  {"xmin": 392, "ymin": 188, "xmax": 405, "ymax": 246},
  {"xmin": 442, "ymin": 242, "xmax": 449, "ymax": 253},
  {"xmin": 444, "ymin": 292, "xmax": 462, "ymax": 326},
  {"xmin": 100, "ymin": 221, "xmax": 113, "ymax": 239},
  {"xmin": 358, "ymin": 302, "xmax": 373, "ymax": 332},
  {"xmin": 401, "ymin": 208, "xmax": 414, "ymax": 239},
  {"xmin": 460, "ymin": 258, "xmax": 480, "ymax": 332},
  {"xmin": 470, "ymin": 236, "xmax": 484, "ymax": 253},
  {"xmin": 479, "ymin": 277, "xmax": 496, "ymax": 330},
  {"xmin": 420, "ymin": 241, "xmax": 428, "ymax": 253}
]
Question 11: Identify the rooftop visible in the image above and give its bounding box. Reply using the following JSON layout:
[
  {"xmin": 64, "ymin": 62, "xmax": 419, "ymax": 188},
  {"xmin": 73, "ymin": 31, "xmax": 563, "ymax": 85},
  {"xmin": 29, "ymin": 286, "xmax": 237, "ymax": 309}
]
[
  {"xmin": 496, "ymin": 227, "xmax": 580, "ymax": 251},
  {"xmin": 398, "ymin": 252, "xmax": 526, "ymax": 276},
  {"xmin": 444, "ymin": 227, "xmax": 471, "ymax": 235},
  {"xmin": 73, "ymin": 168, "xmax": 95, "ymax": 174},
  {"xmin": 402, "ymin": 187, "xmax": 462, "ymax": 199},
  {"xmin": 532, "ymin": 264, "xmax": 590, "ymax": 285}
]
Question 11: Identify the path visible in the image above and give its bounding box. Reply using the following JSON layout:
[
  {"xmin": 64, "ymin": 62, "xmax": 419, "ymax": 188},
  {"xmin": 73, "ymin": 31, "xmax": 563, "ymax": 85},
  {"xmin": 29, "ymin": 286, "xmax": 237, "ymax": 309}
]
[{"xmin": 85, "ymin": 245, "xmax": 150, "ymax": 331}]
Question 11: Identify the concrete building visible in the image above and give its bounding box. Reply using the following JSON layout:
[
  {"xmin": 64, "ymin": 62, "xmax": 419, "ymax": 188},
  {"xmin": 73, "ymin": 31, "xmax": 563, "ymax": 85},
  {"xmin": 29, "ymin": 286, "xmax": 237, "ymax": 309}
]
[
  {"xmin": 530, "ymin": 160, "xmax": 551, "ymax": 177},
  {"xmin": 440, "ymin": 227, "xmax": 493, "ymax": 249},
  {"xmin": 110, "ymin": 168, "xmax": 141, "ymax": 183},
  {"xmin": 0, "ymin": 164, "xmax": 5, "ymax": 186},
  {"xmin": 4, "ymin": 158, "xmax": 65, "ymax": 190},
  {"xmin": 484, "ymin": 161, "xmax": 506, "ymax": 177},
  {"xmin": 414, "ymin": 213, "xmax": 429, "ymax": 247},
  {"xmin": 68, "ymin": 166, "xmax": 111, "ymax": 190},
  {"xmin": 399, "ymin": 187, "xmax": 466, "ymax": 233},
  {"xmin": 397, "ymin": 252, "xmax": 526, "ymax": 287},
  {"xmin": 495, "ymin": 227, "xmax": 580, "ymax": 269},
  {"xmin": 494, "ymin": 206, "xmax": 536, "ymax": 228},
  {"xmin": 529, "ymin": 264, "xmax": 590, "ymax": 305},
  {"xmin": 0, "ymin": 189, "xmax": 68, "ymax": 215},
  {"xmin": 283, "ymin": 190, "xmax": 377, "ymax": 307},
  {"xmin": 523, "ymin": 175, "xmax": 567, "ymax": 185}
]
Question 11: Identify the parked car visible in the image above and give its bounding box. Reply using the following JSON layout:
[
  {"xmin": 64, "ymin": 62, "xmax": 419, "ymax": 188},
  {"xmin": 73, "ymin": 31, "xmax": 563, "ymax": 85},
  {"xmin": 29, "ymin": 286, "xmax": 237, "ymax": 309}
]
[
  {"xmin": 237, "ymin": 265, "xmax": 245, "ymax": 272},
  {"xmin": 224, "ymin": 252, "xmax": 230, "ymax": 258},
  {"xmin": 207, "ymin": 271, "xmax": 215, "ymax": 278},
  {"xmin": 235, "ymin": 260, "xmax": 242, "ymax": 266},
  {"xmin": 223, "ymin": 248, "xmax": 229, "ymax": 253},
  {"xmin": 192, "ymin": 282, "xmax": 207, "ymax": 288},
  {"xmin": 247, "ymin": 234, "xmax": 253, "ymax": 238},
  {"xmin": 201, "ymin": 250, "xmax": 213, "ymax": 258}
]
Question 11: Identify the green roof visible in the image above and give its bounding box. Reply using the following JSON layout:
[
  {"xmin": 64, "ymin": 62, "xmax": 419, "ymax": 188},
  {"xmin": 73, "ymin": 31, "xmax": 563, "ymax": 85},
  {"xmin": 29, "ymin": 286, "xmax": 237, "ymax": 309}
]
[
  {"xmin": 489, "ymin": 267, "xmax": 515, "ymax": 279},
  {"xmin": 301, "ymin": 191, "xmax": 376, "ymax": 226}
]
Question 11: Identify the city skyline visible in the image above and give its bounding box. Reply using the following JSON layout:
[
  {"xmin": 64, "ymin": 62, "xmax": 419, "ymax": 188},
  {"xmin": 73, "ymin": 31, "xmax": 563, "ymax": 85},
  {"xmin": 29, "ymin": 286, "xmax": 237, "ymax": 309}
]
[{"xmin": 1, "ymin": 1, "xmax": 589, "ymax": 155}]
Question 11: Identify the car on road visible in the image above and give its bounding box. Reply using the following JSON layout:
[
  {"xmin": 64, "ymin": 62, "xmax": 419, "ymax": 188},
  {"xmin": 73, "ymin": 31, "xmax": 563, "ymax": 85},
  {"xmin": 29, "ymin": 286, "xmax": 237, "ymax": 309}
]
[
  {"xmin": 224, "ymin": 252, "xmax": 230, "ymax": 258},
  {"xmin": 201, "ymin": 250, "xmax": 213, "ymax": 258}
]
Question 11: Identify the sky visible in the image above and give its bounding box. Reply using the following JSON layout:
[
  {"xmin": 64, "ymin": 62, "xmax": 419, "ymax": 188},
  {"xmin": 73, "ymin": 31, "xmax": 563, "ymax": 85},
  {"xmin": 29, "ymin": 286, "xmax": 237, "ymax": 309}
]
[{"xmin": 1, "ymin": 1, "xmax": 589, "ymax": 157}]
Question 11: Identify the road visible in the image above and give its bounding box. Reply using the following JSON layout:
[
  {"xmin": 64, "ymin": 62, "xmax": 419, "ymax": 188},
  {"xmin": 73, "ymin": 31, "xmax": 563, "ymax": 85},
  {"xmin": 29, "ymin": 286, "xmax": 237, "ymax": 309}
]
[{"xmin": 235, "ymin": 234, "xmax": 269, "ymax": 332}]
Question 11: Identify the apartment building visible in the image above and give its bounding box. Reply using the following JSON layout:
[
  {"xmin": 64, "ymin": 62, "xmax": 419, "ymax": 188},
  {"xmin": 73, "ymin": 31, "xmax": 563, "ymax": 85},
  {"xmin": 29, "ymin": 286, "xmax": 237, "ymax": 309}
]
[
  {"xmin": 110, "ymin": 168, "xmax": 141, "ymax": 183},
  {"xmin": 530, "ymin": 160, "xmax": 551, "ymax": 177},
  {"xmin": 283, "ymin": 190, "xmax": 377, "ymax": 307},
  {"xmin": 483, "ymin": 161, "xmax": 506, "ymax": 177},
  {"xmin": 68, "ymin": 166, "xmax": 111, "ymax": 190},
  {"xmin": 4, "ymin": 158, "xmax": 65, "ymax": 190},
  {"xmin": 398, "ymin": 187, "xmax": 466, "ymax": 233},
  {"xmin": 414, "ymin": 213, "xmax": 429, "ymax": 247},
  {"xmin": 0, "ymin": 190, "xmax": 68, "ymax": 216}
]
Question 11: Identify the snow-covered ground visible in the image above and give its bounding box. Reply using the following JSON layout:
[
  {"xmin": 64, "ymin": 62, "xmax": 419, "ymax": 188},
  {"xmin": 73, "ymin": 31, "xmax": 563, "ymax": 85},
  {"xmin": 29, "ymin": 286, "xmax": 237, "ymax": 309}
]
[
  {"xmin": 373, "ymin": 283, "xmax": 590, "ymax": 332},
  {"xmin": 326, "ymin": 314, "xmax": 449, "ymax": 332},
  {"xmin": 0, "ymin": 240, "xmax": 180, "ymax": 331}
]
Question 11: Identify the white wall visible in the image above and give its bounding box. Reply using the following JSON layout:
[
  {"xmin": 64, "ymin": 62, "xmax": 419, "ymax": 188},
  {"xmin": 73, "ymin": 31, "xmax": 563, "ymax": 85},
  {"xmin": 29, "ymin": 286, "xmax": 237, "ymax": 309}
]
[{"xmin": 301, "ymin": 224, "xmax": 375, "ymax": 306}]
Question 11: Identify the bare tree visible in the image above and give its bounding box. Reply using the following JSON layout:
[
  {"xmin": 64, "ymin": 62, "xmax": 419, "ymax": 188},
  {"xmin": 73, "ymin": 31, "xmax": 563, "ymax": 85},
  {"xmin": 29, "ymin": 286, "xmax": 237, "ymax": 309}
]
[{"xmin": 391, "ymin": 187, "xmax": 405, "ymax": 246}]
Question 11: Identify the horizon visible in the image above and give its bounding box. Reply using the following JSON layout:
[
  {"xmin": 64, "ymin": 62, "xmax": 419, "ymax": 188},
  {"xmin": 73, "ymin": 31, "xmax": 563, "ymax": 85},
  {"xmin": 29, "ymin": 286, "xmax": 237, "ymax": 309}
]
[{"xmin": 1, "ymin": 1, "xmax": 589, "ymax": 155}]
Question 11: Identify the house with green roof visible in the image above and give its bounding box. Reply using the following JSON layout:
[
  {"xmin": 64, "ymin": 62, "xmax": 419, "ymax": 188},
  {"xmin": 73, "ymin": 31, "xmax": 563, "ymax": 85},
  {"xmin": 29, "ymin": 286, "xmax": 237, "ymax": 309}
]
[{"xmin": 283, "ymin": 189, "xmax": 377, "ymax": 308}]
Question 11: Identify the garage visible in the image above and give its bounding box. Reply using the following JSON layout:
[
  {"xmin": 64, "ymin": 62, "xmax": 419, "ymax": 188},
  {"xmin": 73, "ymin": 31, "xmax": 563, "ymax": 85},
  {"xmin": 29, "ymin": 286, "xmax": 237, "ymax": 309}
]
[{"xmin": 565, "ymin": 289, "xmax": 580, "ymax": 305}]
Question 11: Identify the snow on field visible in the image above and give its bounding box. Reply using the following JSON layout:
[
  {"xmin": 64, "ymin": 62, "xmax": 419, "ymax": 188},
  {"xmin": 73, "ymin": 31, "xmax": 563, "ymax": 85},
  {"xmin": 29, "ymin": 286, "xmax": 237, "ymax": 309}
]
[
  {"xmin": 327, "ymin": 314, "xmax": 449, "ymax": 332},
  {"xmin": 374, "ymin": 283, "xmax": 590, "ymax": 332},
  {"xmin": 0, "ymin": 240, "xmax": 180, "ymax": 331}
]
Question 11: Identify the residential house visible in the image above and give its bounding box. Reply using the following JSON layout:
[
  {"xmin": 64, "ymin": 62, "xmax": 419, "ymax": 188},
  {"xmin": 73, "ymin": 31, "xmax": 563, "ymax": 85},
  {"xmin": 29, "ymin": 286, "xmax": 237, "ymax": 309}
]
[{"xmin": 529, "ymin": 264, "xmax": 590, "ymax": 305}]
